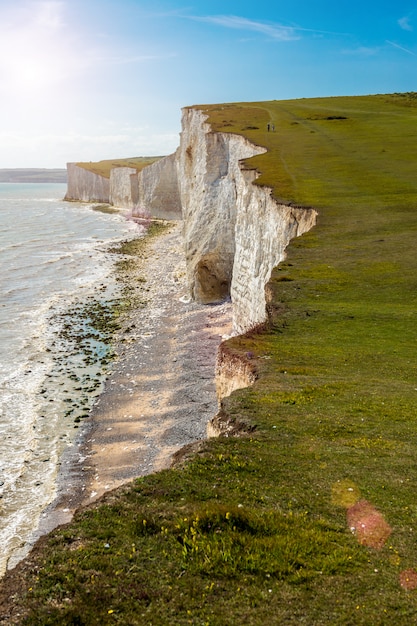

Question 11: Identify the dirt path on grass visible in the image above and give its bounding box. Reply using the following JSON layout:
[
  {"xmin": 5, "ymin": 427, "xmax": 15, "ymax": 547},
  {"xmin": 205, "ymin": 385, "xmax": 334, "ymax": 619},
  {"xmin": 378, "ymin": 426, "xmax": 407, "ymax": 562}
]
[{"xmin": 36, "ymin": 221, "xmax": 231, "ymax": 533}]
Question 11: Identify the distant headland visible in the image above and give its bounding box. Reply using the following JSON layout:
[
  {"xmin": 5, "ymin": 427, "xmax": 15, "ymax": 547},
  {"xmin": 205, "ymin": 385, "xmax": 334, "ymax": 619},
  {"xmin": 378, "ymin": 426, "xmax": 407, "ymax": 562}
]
[{"xmin": 0, "ymin": 169, "xmax": 67, "ymax": 183}]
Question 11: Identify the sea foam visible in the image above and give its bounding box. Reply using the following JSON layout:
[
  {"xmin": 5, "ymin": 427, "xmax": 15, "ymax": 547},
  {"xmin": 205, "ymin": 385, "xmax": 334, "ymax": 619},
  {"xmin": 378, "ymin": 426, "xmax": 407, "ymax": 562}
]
[{"xmin": 0, "ymin": 182, "xmax": 139, "ymax": 574}]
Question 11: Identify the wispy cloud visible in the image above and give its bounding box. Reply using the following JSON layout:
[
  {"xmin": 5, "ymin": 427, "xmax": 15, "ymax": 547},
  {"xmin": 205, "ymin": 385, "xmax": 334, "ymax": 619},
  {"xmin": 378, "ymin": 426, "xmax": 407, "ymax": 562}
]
[
  {"xmin": 292, "ymin": 25, "xmax": 351, "ymax": 37},
  {"xmin": 386, "ymin": 39, "xmax": 416, "ymax": 56},
  {"xmin": 192, "ymin": 15, "xmax": 299, "ymax": 41},
  {"xmin": 342, "ymin": 46, "xmax": 380, "ymax": 56},
  {"xmin": 398, "ymin": 16, "xmax": 413, "ymax": 32}
]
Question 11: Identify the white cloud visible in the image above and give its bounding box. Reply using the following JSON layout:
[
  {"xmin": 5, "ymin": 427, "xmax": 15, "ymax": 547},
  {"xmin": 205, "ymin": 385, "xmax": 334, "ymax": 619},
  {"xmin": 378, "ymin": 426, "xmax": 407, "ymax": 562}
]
[
  {"xmin": 0, "ymin": 128, "xmax": 180, "ymax": 168},
  {"xmin": 398, "ymin": 16, "xmax": 413, "ymax": 32},
  {"xmin": 191, "ymin": 14, "xmax": 352, "ymax": 41},
  {"xmin": 192, "ymin": 15, "xmax": 299, "ymax": 41}
]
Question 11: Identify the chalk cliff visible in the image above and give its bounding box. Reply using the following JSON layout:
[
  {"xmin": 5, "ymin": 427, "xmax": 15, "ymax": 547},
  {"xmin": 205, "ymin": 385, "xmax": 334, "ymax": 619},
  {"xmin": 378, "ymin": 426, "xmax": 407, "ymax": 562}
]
[
  {"xmin": 175, "ymin": 107, "xmax": 317, "ymax": 439},
  {"xmin": 177, "ymin": 108, "xmax": 317, "ymax": 334},
  {"xmin": 64, "ymin": 163, "xmax": 110, "ymax": 203},
  {"xmin": 109, "ymin": 167, "xmax": 138, "ymax": 209},
  {"xmin": 176, "ymin": 109, "xmax": 266, "ymax": 306},
  {"xmin": 65, "ymin": 107, "xmax": 316, "ymax": 334},
  {"xmin": 135, "ymin": 154, "xmax": 182, "ymax": 220}
]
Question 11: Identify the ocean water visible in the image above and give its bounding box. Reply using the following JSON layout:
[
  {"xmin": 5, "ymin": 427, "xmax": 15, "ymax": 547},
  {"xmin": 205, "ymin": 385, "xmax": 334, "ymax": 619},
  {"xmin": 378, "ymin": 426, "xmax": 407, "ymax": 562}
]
[{"xmin": 0, "ymin": 183, "xmax": 140, "ymax": 574}]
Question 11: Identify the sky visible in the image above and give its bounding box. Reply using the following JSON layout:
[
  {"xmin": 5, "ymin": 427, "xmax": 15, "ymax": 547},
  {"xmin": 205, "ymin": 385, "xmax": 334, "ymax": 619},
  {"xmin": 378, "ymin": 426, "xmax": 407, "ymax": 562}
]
[{"xmin": 1, "ymin": 0, "xmax": 416, "ymax": 168}]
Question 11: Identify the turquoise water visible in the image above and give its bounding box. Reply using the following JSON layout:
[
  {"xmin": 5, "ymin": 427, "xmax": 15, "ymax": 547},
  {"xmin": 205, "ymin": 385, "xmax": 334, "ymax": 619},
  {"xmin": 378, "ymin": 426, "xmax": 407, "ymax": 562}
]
[{"xmin": 0, "ymin": 184, "xmax": 139, "ymax": 573}]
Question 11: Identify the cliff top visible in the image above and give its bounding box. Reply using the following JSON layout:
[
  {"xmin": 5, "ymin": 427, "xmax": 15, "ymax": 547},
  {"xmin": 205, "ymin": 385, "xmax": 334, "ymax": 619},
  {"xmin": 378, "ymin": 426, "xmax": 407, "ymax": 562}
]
[
  {"xmin": 75, "ymin": 156, "xmax": 164, "ymax": 179},
  {"xmin": 194, "ymin": 92, "xmax": 417, "ymax": 210}
]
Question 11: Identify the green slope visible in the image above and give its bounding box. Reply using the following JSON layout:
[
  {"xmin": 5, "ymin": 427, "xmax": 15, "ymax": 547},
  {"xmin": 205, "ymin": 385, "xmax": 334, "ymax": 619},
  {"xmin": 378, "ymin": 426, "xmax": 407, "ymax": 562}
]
[
  {"xmin": 76, "ymin": 157, "xmax": 164, "ymax": 179},
  {"xmin": 198, "ymin": 93, "xmax": 417, "ymax": 211},
  {"xmin": 2, "ymin": 94, "xmax": 417, "ymax": 625}
]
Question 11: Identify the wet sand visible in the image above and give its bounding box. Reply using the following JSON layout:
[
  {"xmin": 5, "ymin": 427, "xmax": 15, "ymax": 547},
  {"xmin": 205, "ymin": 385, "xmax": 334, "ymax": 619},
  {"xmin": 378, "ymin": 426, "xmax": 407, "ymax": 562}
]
[{"xmin": 35, "ymin": 221, "xmax": 231, "ymax": 535}]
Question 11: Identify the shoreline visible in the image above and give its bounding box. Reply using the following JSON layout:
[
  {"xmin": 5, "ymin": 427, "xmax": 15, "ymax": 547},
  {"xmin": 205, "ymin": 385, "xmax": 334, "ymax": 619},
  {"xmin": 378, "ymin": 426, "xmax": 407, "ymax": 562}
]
[
  {"xmin": 0, "ymin": 197, "xmax": 141, "ymax": 576},
  {"xmin": 31, "ymin": 220, "xmax": 231, "ymax": 546}
]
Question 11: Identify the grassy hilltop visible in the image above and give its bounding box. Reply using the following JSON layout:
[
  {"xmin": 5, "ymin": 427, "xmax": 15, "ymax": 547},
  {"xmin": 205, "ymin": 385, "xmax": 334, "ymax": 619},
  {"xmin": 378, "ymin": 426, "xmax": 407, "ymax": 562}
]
[
  {"xmin": 75, "ymin": 157, "xmax": 163, "ymax": 178},
  {"xmin": 2, "ymin": 93, "xmax": 417, "ymax": 624}
]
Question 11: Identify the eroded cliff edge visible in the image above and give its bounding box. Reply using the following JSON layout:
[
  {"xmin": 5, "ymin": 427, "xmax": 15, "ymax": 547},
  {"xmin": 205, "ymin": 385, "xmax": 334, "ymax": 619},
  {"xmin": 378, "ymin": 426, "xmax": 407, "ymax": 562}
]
[
  {"xmin": 176, "ymin": 107, "xmax": 317, "ymax": 437},
  {"xmin": 65, "ymin": 108, "xmax": 316, "ymax": 335},
  {"xmin": 177, "ymin": 108, "xmax": 317, "ymax": 335},
  {"xmin": 65, "ymin": 108, "xmax": 317, "ymax": 420}
]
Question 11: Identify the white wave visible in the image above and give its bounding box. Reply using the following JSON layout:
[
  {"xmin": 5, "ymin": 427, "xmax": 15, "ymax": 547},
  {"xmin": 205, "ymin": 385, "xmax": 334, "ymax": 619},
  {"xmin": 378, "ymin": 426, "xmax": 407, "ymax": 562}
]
[{"xmin": 0, "ymin": 183, "xmax": 141, "ymax": 567}]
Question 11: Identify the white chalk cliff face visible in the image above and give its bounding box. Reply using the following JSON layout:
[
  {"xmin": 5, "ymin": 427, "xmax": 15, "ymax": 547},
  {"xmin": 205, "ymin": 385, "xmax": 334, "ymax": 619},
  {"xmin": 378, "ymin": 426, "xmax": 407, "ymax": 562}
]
[
  {"xmin": 65, "ymin": 107, "xmax": 317, "ymax": 335},
  {"xmin": 177, "ymin": 108, "xmax": 317, "ymax": 334},
  {"xmin": 231, "ymin": 172, "xmax": 317, "ymax": 334},
  {"xmin": 108, "ymin": 158, "xmax": 182, "ymax": 219},
  {"xmin": 176, "ymin": 108, "xmax": 266, "ymax": 306},
  {"xmin": 109, "ymin": 167, "xmax": 138, "ymax": 209},
  {"xmin": 65, "ymin": 164, "xmax": 110, "ymax": 203},
  {"xmin": 135, "ymin": 154, "xmax": 182, "ymax": 220}
]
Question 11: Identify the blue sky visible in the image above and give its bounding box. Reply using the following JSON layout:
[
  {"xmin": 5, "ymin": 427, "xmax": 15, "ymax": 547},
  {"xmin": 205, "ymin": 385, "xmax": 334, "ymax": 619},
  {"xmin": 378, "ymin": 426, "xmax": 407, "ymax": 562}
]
[{"xmin": 1, "ymin": 0, "xmax": 416, "ymax": 167}]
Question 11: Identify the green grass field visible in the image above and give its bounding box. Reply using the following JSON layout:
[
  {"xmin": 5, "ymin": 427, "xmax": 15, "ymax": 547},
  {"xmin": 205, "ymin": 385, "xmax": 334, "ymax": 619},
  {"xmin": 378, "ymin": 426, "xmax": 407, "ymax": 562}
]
[
  {"xmin": 1, "ymin": 93, "xmax": 417, "ymax": 624},
  {"xmin": 76, "ymin": 157, "xmax": 163, "ymax": 179}
]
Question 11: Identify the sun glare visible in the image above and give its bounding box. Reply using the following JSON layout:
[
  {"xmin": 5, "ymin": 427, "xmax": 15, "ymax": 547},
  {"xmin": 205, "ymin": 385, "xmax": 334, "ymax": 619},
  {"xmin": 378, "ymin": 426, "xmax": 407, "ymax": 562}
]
[
  {"xmin": 13, "ymin": 57, "xmax": 55, "ymax": 91},
  {"xmin": 0, "ymin": 2, "xmax": 78, "ymax": 97}
]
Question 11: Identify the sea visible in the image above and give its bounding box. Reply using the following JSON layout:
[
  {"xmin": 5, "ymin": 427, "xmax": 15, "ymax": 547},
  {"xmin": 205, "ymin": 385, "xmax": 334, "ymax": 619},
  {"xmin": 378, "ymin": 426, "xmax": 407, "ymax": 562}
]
[{"xmin": 0, "ymin": 183, "xmax": 140, "ymax": 575}]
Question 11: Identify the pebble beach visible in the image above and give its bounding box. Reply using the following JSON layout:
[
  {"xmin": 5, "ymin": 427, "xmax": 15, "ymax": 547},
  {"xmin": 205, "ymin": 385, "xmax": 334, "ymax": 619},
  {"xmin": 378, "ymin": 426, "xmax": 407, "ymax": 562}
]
[{"xmin": 34, "ymin": 221, "xmax": 231, "ymax": 546}]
